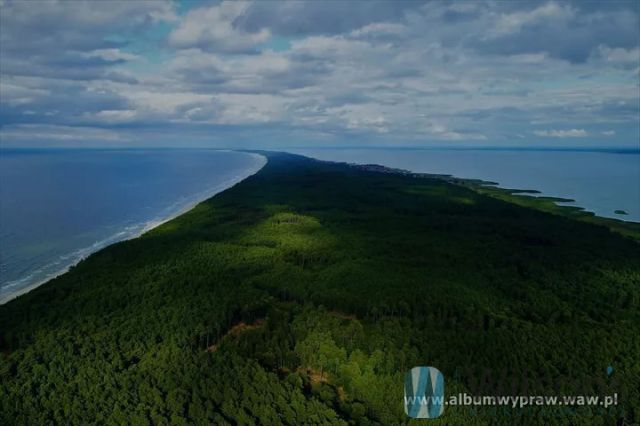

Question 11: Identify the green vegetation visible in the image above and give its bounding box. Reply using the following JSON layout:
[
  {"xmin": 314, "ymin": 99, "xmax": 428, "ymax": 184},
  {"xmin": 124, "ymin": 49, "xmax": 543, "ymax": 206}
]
[
  {"xmin": 452, "ymin": 179, "xmax": 640, "ymax": 240},
  {"xmin": 1, "ymin": 152, "xmax": 639, "ymax": 425}
]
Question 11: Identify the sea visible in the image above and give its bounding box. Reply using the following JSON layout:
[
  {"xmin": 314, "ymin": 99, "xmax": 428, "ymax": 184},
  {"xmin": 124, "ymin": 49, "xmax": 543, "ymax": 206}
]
[
  {"xmin": 1, "ymin": 147, "xmax": 638, "ymax": 304},
  {"xmin": 291, "ymin": 147, "xmax": 640, "ymax": 222},
  {"xmin": 0, "ymin": 149, "xmax": 266, "ymax": 303}
]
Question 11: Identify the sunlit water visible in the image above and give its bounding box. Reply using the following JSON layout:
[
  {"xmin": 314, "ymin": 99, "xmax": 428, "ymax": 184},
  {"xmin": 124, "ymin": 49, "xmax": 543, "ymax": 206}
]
[{"xmin": 0, "ymin": 149, "xmax": 266, "ymax": 303}]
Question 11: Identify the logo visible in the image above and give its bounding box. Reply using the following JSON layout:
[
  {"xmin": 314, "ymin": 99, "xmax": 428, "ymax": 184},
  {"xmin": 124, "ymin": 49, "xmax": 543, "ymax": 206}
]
[{"xmin": 404, "ymin": 366, "xmax": 445, "ymax": 419}]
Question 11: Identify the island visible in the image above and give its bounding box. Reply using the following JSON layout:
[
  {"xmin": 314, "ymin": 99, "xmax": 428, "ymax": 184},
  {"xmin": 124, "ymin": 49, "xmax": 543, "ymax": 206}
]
[{"xmin": 1, "ymin": 152, "xmax": 638, "ymax": 425}]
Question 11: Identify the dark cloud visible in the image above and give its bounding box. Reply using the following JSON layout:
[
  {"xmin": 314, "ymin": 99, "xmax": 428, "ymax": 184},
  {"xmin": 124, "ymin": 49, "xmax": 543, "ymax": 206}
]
[
  {"xmin": 1, "ymin": 0, "xmax": 638, "ymax": 147},
  {"xmin": 471, "ymin": 4, "xmax": 640, "ymax": 63},
  {"xmin": 1, "ymin": 76, "xmax": 131, "ymax": 128},
  {"xmin": 235, "ymin": 1, "xmax": 423, "ymax": 36},
  {"xmin": 0, "ymin": 0, "xmax": 172, "ymax": 80},
  {"xmin": 0, "ymin": 1, "xmax": 171, "ymax": 51}
]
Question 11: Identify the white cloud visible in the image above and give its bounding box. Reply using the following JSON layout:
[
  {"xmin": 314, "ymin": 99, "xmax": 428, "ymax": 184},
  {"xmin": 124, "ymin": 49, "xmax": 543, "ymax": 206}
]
[
  {"xmin": 291, "ymin": 36, "xmax": 377, "ymax": 59},
  {"xmin": 0, "ymin": 124, "xmax": 126, "ymax": 142},
  {"xmin": 601, "ymin": 130, "xmax": 616, "ymax": 136},
  {"xmin": 534, "ymin": 129, "xmax": 589, "ymax": 138},
  {"xmin": 168, "ymin": 2, "xmax": 270, "ymax": 53},
  {"xmin": 90, "ymin": 109, "xmax": 138, "ymax": 122},
  {"xmin": 213, "ymin": 93, "xmax": 291, "ymax": 124},
  {"xmin": 83, "ymin": 49, "xmax": 140, "ymax": 62},
  {"xmin": 0, "ymin": 81, "xmax": 50, "ymax": 105},
  {"xmin": 490, "ymin": 2, "xmax": 574, "ymax": 37},
  {"xmin": 350, "ymin": 22, "xmax": 407, "ymax": 37},
  {"xmin": 593, "ymin": 45, "xmax": 640, "ymax": 65},
  {"xmin": 421, "ymin": 122, "xmax": 487, "ymax": 141},
  {"xmin": 123, "ymin": 89, "xmax": 213, "ymax": 115},
  {"xmin": 1, "ymin": 1, "xmax": 638, "ymax": 147}
]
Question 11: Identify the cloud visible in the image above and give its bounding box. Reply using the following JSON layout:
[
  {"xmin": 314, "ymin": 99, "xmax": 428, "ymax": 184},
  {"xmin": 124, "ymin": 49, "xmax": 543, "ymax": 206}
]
[
  {"xmin": 489, "ymin": 2, "xmax": 574, "ymax": 37},
  {"xmin": 234, "ymin": 1, "xmax": 421, "ymax": 36},
  {"xmin": 534, "ymin": 129, "xmax": 588, "ymax": 138},
  {"xmin": 591, "ymin": 45, "xmax": 640, "ymax": 68},
  {"xmin": 0, "ymin": 0, "xmax": 174, "ymax": 81},
  {"xmin": 0, "ymin": 1, "xmax": 174, "ymax": 52},
  {"xmin": 168, "ymin": 2, "xmax": 270, "ymax": 53},
  {"xmin": 1, "ymin": 0, "xmax": 638, "ymax": 147},
  {"xmin": 0, "ymin": 124, "xmax": 127, "ymax": 142},
  {"xmin": 82, "ymin": 49, "xmax": 141, "ymax": 63},
  {"xmin": 350, "ymin": 23, "xmax": 408, "ymax": 38},
  {"xmin": 469, "ymin": 2, "xmax": 640, "ymax": 63}
]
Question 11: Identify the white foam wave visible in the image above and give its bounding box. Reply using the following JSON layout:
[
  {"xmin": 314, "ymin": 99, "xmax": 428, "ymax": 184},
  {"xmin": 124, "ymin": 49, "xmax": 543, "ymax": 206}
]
[{"xmin": 0, "ymin": 152, "xmax": 267, "ymax": 305}]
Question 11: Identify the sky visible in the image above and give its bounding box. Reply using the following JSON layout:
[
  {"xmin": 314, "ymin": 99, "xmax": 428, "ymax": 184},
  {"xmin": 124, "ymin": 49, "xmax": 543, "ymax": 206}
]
[{"xmin": 1, "ymin": 0, "xmax": 639, "ymax": 149}]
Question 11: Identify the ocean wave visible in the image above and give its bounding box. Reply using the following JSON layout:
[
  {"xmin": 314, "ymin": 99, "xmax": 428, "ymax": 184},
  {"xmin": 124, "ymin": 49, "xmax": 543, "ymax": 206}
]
[{"xmin": 0, "ymin": 152, "xmax": 267, "ymax": 305}]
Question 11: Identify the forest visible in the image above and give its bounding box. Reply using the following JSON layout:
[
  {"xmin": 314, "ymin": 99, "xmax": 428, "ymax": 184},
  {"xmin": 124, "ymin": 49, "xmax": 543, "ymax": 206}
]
[{"xmin": 1, "ymin": 151, "xmax": 639, "ymax": 425}]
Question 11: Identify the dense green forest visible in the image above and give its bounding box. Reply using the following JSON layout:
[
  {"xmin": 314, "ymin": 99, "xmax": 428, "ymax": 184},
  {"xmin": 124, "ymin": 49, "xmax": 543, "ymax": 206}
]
[{"xmin": 1, "ymin": 152, "xmax": 639, "ymax": 425}]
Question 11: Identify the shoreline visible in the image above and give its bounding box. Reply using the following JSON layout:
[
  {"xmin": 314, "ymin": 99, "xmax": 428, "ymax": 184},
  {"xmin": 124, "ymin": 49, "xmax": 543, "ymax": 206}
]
[
  {"xmin": 0, "ymin": 152, "xmax": 267, "ymax": 305},
  {"xmin": 333, "ymin": 161, "xmax": 639, "ymax": 225},
  {"xmin": 292, "ymin": 149, "xmax": 640, "ymax": 223},
  {"xmin": 2, "ymin": 151, "xmax": 637, "ymax": 424},
  {"xmin": 340, "ymin": 161, "xmax": 640, "ymax": 240}
]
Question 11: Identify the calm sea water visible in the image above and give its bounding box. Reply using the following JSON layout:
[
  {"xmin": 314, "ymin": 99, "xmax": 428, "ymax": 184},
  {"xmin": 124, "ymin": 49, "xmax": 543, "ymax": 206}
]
[
  {"xmin": 0, "ymin": 149, "xmax": 266, "ymax": 303},
  {"xmin": 291, "ymin": 148, "xmax": 640, "ymax": 222}
]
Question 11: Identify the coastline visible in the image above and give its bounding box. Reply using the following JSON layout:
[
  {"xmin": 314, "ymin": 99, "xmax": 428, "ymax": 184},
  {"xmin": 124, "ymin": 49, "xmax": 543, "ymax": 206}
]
[
  {"xmin": 3, "ymin": 150, "xmax": 637, "ymax": 306},
  {"xmin": 290, "ymin": 148, "xmax": 640, "ymax": 223},
  {"xmin": 3, "ymin": 151, "xmax": 637, "ymax": 424},
  {"xmin": 0, "ymin": 152, "xmax": 267, "ymax": 305},
  {"xmin": 343, "ymin": 161, "xmax": 640, "ymax": 240}
]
